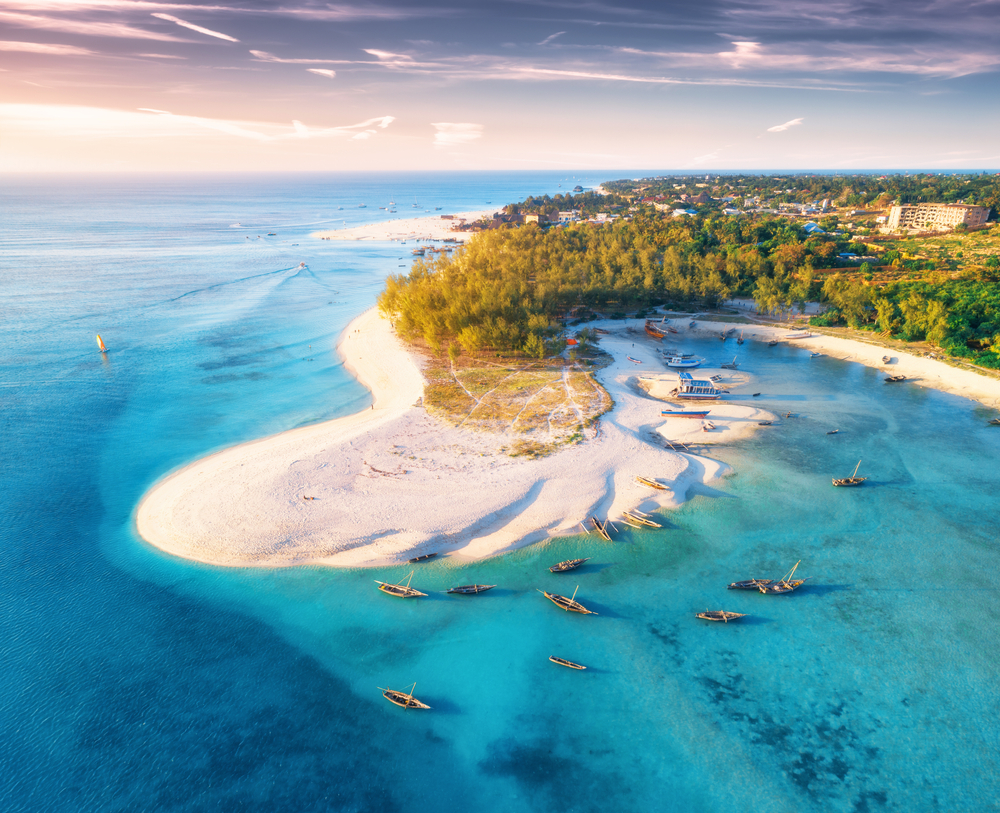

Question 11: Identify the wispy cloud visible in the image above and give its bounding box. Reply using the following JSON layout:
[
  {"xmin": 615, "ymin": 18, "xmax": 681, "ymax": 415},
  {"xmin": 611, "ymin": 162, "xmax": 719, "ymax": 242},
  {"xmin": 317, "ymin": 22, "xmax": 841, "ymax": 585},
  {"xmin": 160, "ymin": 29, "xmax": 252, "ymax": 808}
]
[
  {"xmin": 0, "ymin": 40, "xmax": 96, "ymax": 55},
  {"xmin": 250, "ymin": 50, "xmax": 335, "ymax": 64},
  {"xmin": 127, "ymin": 108, "xmax": 394, "ymax": 142},
  {"xmin": 539, "ymin": 31, "xmax": 566, "ymax": 45},
  {"xmin": 432, "ymin": 122, "xmax": 483, "ymax": 147},
  {"xmin": 0, "ymin": 9, "xmax": 182, "ymax": 40},
  {"xmin": 307, "ymin": 68, "xmax": 336, "ymax": 79},
  {"xmin": 150, "ymin": 12, "xmax": 238, "ymax": 42},
  {"xmin": 767, "ymin": 117, "xmax": 803, "ymax": 132}
]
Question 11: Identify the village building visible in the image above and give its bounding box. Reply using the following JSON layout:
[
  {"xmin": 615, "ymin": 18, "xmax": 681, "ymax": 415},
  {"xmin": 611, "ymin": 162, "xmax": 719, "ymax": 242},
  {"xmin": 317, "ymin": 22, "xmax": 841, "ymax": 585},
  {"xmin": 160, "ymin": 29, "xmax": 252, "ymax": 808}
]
[{"xmin": 885, "ymin": 203, "xmax": 989, "ymax": 232}]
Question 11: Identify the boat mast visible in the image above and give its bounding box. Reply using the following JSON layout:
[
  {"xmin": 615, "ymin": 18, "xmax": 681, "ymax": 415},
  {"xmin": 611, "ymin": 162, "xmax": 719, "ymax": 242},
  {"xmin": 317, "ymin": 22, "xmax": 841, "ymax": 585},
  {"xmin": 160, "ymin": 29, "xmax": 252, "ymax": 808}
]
[
  {"xmin": 780, "ymin": 560, "xmax": 801, "ymax": 584},
  {"xmin": 851, "ymin": 460, "xmax": 862, "ymax": 479},
  {"xmin": 571, "ymin": 585, "xmax": 579, "ymax": 601}
]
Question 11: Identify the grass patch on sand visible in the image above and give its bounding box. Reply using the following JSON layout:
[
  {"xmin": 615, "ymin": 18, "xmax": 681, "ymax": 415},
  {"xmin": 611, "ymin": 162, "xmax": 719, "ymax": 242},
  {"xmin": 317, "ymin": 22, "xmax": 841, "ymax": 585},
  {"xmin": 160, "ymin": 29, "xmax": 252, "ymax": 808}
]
[{"xmin": 419, "ymin": 349, "xmax": 613, "ymax": 455}]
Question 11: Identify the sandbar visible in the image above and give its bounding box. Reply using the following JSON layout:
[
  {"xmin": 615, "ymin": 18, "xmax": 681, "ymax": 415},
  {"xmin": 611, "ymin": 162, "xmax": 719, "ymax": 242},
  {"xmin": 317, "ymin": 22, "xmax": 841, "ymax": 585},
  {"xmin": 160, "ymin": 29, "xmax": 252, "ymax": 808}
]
[
  {"xmin": 137, "ymin": 310, "xmax": 1000, "ymax": 569},
  {"xmin": 313, "ymin": 209, "xmax": 495, "ymax": 243},
  {"xmin": 136, "ymin": 311, "xmax": 760, "ymax": 568}
]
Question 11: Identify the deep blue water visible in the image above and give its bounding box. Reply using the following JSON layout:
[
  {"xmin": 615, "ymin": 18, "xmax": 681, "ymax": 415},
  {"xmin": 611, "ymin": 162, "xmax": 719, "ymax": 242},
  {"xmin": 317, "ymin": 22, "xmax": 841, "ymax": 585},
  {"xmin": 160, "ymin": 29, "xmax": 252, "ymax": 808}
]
[{"xmin": 2, "ymin": 173, "xmax": 1000, "ymax": 813}]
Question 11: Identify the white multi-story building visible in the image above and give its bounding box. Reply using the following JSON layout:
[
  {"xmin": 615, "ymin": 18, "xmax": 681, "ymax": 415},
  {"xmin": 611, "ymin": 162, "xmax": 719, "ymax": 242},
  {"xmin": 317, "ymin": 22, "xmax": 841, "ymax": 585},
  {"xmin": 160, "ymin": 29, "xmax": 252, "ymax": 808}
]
[{"xmin": 885, "ymin": 203, "xmax": 989, "ymax": 231}]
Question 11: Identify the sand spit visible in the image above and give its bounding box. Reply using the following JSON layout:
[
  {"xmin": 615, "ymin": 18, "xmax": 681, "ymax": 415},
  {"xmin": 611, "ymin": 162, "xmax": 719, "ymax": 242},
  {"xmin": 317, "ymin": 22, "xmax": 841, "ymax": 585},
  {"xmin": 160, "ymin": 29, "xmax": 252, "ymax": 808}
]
[
  {"xmin": 136, "ymin": 312, "xmax": 755, "ymax": 568},
  {"xmin": 137, "ymin": 310, "xmax": 1000, "ymax": 569},
  {"xmin": 312, "ymin": 209, "xmax": 495, "ymax": 243}
]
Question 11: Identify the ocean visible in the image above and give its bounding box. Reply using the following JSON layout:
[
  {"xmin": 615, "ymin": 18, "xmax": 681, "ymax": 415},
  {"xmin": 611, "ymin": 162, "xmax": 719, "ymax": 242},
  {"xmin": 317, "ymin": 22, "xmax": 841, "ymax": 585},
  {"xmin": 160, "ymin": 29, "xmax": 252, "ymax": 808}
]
[{"xmin": 2, "ymin": 172, "xmax": 999, "ymax": 812}]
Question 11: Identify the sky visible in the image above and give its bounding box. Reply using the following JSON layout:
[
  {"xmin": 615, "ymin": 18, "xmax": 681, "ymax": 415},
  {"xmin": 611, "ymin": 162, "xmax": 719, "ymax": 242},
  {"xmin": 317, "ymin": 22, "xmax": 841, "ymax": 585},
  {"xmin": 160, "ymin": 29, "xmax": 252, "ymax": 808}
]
[{"xmin": 2, "ymin": 0, "xmax": 999, "ymax": 172}]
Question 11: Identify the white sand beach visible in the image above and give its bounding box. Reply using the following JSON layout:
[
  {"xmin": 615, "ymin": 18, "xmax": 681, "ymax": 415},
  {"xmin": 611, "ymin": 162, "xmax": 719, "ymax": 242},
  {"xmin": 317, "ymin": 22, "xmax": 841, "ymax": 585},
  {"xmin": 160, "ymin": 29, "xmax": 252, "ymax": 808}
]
[
  {"xmin": 136, "ymin": 309, "xmax": 1000, "ymax": 569},
  {"xmin": 136, "ymin": 310, "xmax": 766, "ymax": 568},
  {"xmin": 312, "ymin": 209, "xmax": 495, "ymax": 243}
]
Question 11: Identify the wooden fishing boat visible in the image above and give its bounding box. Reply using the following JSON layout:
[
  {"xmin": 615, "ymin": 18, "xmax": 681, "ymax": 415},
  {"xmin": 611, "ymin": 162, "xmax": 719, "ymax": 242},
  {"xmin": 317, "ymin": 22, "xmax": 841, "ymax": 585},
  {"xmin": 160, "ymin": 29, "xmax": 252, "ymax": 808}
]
[
  {"xmin": 989, "ymin": 418, "xmax": 1000, "ymax": 426},
  {"xmin": 539, "ymin": 586, "xmax": 598, "ymax": 614},
  {"xmin": 408, "ymin": 553, "xmax": 437, "ymax": 563},
  {"xmin": 623, "ymin": 510, "xmax": 662, "ymax": 528},
  {"xmin": 374, "ymin": 571, "xmax": 427, "ymax": 598},
  {"xmin": 737, "ymin": 331, "xmax": 744, "ymax": 345},
  {"xmin": 826, "ymin": 429, "xmax": 839, "ymax": 435},
  {"xmin": 758, "ymin": 421, "xmax": 772, "ymax": 426},
  {"xmin": 380, "ymin": 683, "xmax": 430, "ymax": 709},
  {"xmin": 758, "ymin": 560, "xmax": 810, "ymax": 594},
  {"xmin": 696, "ymin": 611, "xmax": 746, "ymax": 623},
  {"xmin": 719, "ymin": 332, "xmax": 727, "ymax": 341},
  {"xmin": 446, "ymin": 584, "xmax": 496, "ymax": 594},
  {"xmin": 660, "ymin": 409, "xmax": 710, "ymax": 419},
  {"xmin": 549, "ymin": 558, "xmax": 590, "ymax": 573},
  {"xmin": 621, "ymin": 515, "xmax": 644, "ymax": 529},
  {"xmin": 96, "ymin": 334, "xmax": 107, "ymax": 353},
  {"xmin": 644, "ymin": 320, "xmax": 666, "ymax": 340},
  {"xmin": 833, "ymin": 460, "xmax": 866, "ymax": 487},
  {"xmin": 720, "ymin": 357, "xmax": 738, "ymax": 369},
  {"xmin": 590, "ymin": 517, "xmax": 612, "ymax": 541},
  {"xmin": 702, "ymin": 421, "xmax": 716, "ymax": 431},
  {"xmin": 767, "ymin": 339, "xmax": 779, "ymax": 347},
  {"xmin": 627, "ymin": 356, "xmax": 642, "ymax": 364},
  {"xmin": 885, "ymin": 374, "xmax": 906, "ymax": 383},
  {"xmin": 549, "ymin": 656, "xmax": 587, "ymax": 670},
  {"xmin": 636, "ymin": 476, "xmax": 669, "ymax": 490},
  {"xmin": 689, "ymin": 320, "xmax": 697, "ymax": 328},
  {"xmin": 728, "ymin": 578, "xmax": 774, "ymax": 590},
  {"xmin": 882, "ymin": 355, "xmax": 891, "ymax": 363}
]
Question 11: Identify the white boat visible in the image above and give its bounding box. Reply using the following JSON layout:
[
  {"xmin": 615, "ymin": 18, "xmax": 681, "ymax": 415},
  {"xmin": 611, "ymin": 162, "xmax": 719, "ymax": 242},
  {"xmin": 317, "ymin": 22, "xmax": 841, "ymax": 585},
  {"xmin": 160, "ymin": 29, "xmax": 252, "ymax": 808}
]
[
  {"xmin": 665, "ymin": 356, "xmax": 701, "ymax": 368},
  {"xmin": 673, "ymin": 372, "xmax": 722, "ymax": 401}
]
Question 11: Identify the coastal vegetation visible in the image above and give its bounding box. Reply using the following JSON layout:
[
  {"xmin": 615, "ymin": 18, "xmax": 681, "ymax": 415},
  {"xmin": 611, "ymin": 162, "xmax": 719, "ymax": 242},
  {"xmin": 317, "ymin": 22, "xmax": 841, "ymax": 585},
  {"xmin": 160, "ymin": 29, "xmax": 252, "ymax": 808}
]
[{"xmin": 379, "ymin": 174, "xmax": 1000, "ymax": 371}]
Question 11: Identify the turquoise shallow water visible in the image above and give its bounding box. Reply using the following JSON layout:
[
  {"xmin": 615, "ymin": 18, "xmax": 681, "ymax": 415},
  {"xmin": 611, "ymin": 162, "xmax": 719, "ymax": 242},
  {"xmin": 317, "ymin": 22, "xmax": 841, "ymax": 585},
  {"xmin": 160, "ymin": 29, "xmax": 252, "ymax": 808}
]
[{"xmin": 2, "ymin": 174, "xmax": 1000, "ymax": 812}]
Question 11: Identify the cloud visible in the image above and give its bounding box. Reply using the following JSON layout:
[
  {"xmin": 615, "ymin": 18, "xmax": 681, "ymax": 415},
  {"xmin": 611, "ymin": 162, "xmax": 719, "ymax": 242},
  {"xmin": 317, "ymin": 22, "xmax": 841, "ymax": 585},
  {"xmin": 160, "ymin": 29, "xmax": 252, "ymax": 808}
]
[
  {"xmin": 0, "ymin": 40, "xmax": 96, "ymax": 55},
  {"xmin": 133, "ymin": 108, "xmax": 395, "ymax": 142},
  {"xmin": 150, "ymin": 12, "xmax": 238, "ymax": 42},
  {"xmin": 432, "ymin": 122, "xmax": 483, "ymax": 148},
  {"xmin": 767, "ymin": 118, "xmax": 803, "ymax": 132},
  {"xmin": 307, "ymin": 68, "xmax": 336, "ymax": 78},
  {"xmin": 364, "ymin": 49, "xmax": 412, "ymax": 61},
  {"xmin": 251, "ymin": 50, "xmax": 333, "ymax": 64},
  {"xmin": 539, "ymin": 31, "xmax": 566, "ymax": 45},
  {"xmin": 0, "ymin": 10, "xmax": 183, "ymax": 40}
]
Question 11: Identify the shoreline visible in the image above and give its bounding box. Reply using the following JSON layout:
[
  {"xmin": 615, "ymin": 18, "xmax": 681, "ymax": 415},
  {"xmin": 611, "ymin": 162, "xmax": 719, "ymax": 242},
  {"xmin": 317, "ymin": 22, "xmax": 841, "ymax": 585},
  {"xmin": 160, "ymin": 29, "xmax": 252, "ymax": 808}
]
[
  {"xmin": 136, "ymin": 310, "xmax": 1000, "ymax": 570},
  {"xmin": 312, "ymin": 209, "xmax": 495, "ymax": 243},
  {"xmin": 684, "ymin": 319, "xmax": 1000, "ymax": 409},
  {"xmin": 136, "ymin": 311, "xmax": 756, "ymax": 569}
]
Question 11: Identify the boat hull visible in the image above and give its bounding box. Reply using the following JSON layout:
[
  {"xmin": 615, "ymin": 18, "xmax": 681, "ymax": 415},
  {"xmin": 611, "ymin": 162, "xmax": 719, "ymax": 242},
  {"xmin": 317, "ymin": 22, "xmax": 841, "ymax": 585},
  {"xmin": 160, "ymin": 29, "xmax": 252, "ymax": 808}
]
[
  {"xmin": 549, "ymin": 558, "xmax": 590, "ymax": 573},
  {"xmin": 446, "ymin": 584, "xmax": 496, "ymax": 594}
]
